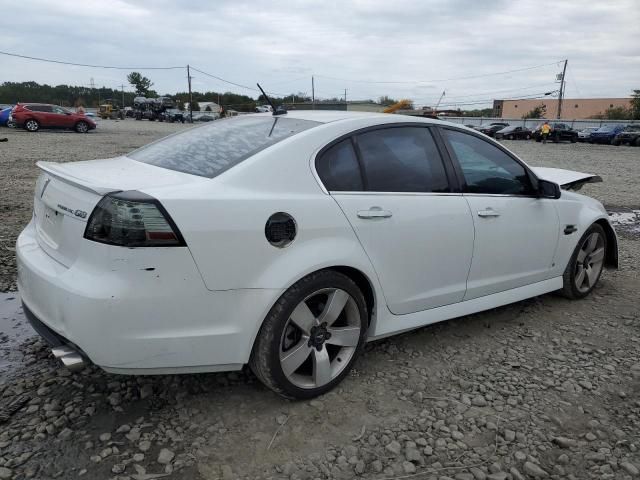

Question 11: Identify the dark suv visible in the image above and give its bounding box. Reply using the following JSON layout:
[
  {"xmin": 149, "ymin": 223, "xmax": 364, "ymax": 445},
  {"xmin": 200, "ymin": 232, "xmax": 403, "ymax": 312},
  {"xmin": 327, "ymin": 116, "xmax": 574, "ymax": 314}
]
[
  {"xmin": 612, "ymin": 125, "xmax": 640, "ymax": 146},
  {"xmin": 533, "ymin": 122, "xmax": 578, "ymax": 143},
  {"xmin": 11, "ymin": 103, "xmax": 96, "ymax": 133}
]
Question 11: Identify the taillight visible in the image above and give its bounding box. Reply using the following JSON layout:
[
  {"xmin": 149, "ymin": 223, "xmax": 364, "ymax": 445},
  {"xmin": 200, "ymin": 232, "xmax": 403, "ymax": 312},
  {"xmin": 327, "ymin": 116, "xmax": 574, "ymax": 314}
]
[{"xmin": 84, "ymin": 191, "xmax": 185, "ymax": 247}]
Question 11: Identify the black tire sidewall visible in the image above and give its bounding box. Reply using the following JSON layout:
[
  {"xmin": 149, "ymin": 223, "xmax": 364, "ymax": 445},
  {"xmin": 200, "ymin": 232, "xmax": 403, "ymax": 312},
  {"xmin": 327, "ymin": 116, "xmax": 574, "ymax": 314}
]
[
  {"xmin": 252, "ymin": 271, "xmax": 368, "ymax": 399},
  {"xmin": 562, "ymin": 224, "xmax": 607, "ymax": 299},
  {"xmin": 75, "ymin": 121, "xmax": 88, "ymax": 133}
]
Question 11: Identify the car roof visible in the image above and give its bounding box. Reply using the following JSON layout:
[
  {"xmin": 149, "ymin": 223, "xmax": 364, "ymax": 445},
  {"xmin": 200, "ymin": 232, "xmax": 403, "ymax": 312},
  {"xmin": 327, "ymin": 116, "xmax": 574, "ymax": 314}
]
[{"xmin": 251, "ymin": 110, "xmax": 443, "ymax": 125}]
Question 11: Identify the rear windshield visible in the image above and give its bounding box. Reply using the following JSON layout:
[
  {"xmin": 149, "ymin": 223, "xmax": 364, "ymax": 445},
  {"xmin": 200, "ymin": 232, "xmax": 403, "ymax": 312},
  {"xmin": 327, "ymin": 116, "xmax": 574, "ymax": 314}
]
[{"xmin": 129, "ymin": 116, "xmax": 320, "ymax": 178}]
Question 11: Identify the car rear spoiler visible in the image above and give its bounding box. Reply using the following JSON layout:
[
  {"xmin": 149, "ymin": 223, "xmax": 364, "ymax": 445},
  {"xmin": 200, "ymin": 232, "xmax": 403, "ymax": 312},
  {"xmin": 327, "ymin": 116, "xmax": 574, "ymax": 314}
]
[
  {"xmin": 36, "ymin": 161, "xmax": 115, "ymax": 196},
  {"xmin": 530, "ymin": 167, "xmax": 603, "ymax": 191}
]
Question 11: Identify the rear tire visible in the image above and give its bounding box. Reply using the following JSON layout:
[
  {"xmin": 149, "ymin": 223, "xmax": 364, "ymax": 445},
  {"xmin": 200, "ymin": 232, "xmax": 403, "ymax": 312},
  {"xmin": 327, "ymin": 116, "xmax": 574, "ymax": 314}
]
[
  {"xmin": 634, "ymin": 138, "xmax": 640, "ymax": 147},
  {"xmin": 560, "ymin": 224, "xmax": 607, "ymax": 299},
  {"xmin": 612, "ymin": 139, "xmax": 620, "ymax": 146},
  {"xmin": 570, "ymin": 136, "xmax": 577, "ymax": 143},
  {"xmin": 24, "ymin": 119, "xmax": 39, "ymax": 132},
  {"xmin": 250, "ymin": 270, "xmax": 368, "ymax": 399}
]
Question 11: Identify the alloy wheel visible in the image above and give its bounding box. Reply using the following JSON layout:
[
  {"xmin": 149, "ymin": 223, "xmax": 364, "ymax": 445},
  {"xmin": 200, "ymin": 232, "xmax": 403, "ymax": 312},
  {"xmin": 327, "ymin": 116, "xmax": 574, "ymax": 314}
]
[
  {"xmin": 76, "ymin": 122, "xmax": 88, "ymax": 133},
  {"xmin": 574, "ymin": 231, "xmax": 605, "ymax": 293},
  {"xmin": 25, "ymin": 120, "xmax": 38, "ymax": 131},
  {"xmin": 279, "ymin": 288, "xmax": 361, "ymax": 389}
]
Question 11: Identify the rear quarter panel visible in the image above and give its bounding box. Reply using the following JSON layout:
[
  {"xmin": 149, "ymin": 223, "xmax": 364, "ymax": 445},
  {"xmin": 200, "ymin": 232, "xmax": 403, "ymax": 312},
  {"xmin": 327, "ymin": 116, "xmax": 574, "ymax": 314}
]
[{"xmin": 141, "ymin": 119, "xmax": 395, "ymax": 293}]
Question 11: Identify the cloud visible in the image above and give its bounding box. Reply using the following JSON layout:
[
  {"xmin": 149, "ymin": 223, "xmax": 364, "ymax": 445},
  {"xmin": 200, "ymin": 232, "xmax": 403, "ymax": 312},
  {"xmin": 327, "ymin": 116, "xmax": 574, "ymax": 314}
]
[{"xmin": 1, "ymin": 0, "xmax": 638, "ymax": 105}]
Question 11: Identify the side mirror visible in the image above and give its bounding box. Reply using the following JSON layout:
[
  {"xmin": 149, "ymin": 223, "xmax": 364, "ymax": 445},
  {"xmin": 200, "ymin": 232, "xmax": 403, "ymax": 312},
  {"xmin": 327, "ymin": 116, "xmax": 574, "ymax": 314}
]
[{"xmin": 538, "ymin": 179, "xmax": 561, "ymax": 199}]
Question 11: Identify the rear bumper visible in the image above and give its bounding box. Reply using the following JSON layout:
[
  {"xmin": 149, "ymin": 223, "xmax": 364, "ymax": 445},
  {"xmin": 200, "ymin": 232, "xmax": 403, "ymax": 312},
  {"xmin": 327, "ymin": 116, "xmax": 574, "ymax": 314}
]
[{"xmin": 17, "ymin": 220, "xmax": 282, "ymax": 374}]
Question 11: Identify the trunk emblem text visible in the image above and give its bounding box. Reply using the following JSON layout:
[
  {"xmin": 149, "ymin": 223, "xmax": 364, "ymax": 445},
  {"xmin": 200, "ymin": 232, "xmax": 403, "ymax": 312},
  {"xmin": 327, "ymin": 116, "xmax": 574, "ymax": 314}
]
[{"xmin": 57, "ymin": 204, "xmax": 87, "ymax": 218}]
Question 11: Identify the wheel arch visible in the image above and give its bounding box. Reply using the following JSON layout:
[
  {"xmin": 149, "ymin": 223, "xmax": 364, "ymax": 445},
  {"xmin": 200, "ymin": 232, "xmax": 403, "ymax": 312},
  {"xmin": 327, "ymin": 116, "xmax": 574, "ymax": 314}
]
[
  {"xmin": 594, "ymin": 218, "xmax": 618, "ymax": 269},
  {"xmin": 246, "ymin": 263, "xmax": 380, "ymax": 363}
]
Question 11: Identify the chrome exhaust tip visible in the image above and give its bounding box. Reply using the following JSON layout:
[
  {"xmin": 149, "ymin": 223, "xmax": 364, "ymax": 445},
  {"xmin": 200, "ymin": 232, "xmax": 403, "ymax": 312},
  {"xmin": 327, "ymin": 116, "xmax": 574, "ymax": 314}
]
[{"xmin": 51, "ymin": 345, "xmax": 87, "ymax": 371}]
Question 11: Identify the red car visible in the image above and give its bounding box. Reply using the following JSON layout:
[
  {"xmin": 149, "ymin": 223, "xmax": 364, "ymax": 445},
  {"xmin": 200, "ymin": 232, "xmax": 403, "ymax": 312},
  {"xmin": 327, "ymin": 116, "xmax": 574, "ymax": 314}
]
[{"xmin": 11, "ymin": 103, "xmax": 96, "ymax": 133}]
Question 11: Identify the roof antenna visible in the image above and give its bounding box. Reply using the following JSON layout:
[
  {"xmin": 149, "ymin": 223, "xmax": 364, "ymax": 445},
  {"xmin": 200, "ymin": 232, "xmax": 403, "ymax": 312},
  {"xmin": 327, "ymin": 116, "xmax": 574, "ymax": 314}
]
[{"xmin": 256, "ymin": 83, "xmax": 287, "ymax": 116}]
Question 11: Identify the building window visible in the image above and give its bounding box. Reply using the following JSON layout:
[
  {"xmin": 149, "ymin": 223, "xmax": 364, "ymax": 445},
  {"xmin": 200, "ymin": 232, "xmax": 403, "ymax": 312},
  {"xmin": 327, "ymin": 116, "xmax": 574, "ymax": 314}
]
[
  {"xmin": 610, "ymin": 104, "xmax": 614, "ymax": 108},
  {"xmin": 575, "ymin": 104, "xmax": 579, "ymax": 108},
  {"xmin": 514, "ymin": 105, "xmax": 518, "ymax": 108}
]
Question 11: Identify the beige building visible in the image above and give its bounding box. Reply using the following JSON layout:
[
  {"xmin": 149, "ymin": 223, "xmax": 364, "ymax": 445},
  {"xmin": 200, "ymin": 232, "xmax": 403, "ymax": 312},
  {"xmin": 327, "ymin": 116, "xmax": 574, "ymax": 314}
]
[{"xmin": 493, "ymin": 98, "xmax": 632, "ymax": 119}]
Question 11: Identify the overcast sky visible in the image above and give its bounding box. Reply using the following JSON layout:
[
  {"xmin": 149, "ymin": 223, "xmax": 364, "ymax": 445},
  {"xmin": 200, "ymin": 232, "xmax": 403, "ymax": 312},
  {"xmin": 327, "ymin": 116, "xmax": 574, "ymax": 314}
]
[{"xmin": 1, "ymin": 0, "xmax": 638, "ymax": 107}]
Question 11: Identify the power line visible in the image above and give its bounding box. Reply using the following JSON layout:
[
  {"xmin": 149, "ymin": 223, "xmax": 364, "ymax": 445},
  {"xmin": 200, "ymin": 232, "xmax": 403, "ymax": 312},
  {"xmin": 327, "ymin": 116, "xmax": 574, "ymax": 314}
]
[
  {"xmin": 0, "ymin": 50, "xmax": 184, "ymax": 70},
  {"xmin": 314, "ymin": 61, "xmax": 563, "ymax": 85},
  {"xmin": 189, "ymin": 66, "xmax": 289, "ymax": 97}
]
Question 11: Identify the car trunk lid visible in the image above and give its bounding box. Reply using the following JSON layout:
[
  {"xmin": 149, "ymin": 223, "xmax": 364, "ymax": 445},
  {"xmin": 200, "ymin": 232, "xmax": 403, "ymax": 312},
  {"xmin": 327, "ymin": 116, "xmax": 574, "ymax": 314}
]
[{"xmin": 33, "ymin": 157, "xmax": 206, "ymax": 267}]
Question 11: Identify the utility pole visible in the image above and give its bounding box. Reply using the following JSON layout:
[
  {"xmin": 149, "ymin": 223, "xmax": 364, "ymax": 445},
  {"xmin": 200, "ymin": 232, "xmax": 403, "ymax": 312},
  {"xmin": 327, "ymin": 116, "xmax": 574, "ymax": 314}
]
[
  {"xmin": 344, "ymin": 89, "xmax": 347, "ymax": 103},
  {"xmin": 119, "ymin": 84, "xmax": 125, "ymax": 107},
  {"xmin": 187, "ymin": 65, "xmax": 193, "ymax": 123},
  {"xmin": 557, "ymin": 59, "xmax": 568, "ymax": 119},
  {"xmin": 312, "ymin": 76, "xmax": 315, "ymax": 110}
]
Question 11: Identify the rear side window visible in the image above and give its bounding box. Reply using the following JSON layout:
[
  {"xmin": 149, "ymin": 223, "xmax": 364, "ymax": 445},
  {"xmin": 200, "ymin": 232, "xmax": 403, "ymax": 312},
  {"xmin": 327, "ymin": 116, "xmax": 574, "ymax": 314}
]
[
  {"xmin": 316, "ymin": 139, "xmax": 363, "ymax": 191},
  {"xmin": 356, "ymin": 127, "xmax": 450, "ymax": 193},
  {"xmin": 27, "ymin": 105, "xmax": 52, "ymax": 112},
  {"xmin": 129, "ymin": 116, "xmax": 320, "ymax": 178}
]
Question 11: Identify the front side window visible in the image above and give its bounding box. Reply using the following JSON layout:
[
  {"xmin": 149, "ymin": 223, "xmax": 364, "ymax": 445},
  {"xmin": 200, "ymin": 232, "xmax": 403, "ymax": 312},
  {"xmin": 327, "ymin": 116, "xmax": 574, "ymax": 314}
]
[
  {"xmin": 52, "ymin": 106, "xmax": 70, "ymax": 114},
  {"xmin": 315, "ymin": 139, "xmax": 363, "ymax": 191},
  {"xmin": 356, "ymin": 127, "xmax": 449, "ymax": 193},
  {"xmin": 129, "ymin": 116, "xmax": 320, "ymax": 178},
  {"xmin": 443, "ymin": 129, "xmax": 534, "ymax": 195}
]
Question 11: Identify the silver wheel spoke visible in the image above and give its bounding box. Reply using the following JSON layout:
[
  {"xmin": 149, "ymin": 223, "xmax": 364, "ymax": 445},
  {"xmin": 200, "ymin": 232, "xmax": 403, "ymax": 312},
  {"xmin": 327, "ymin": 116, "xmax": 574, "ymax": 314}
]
[
  {"xmin": 280, "ymin": 340, "xmax": 312, "ymax": 376},
  {"xmin": 590, "ymin": 247, "xmax": 605, "ymax": 264},
  {"xmin": 585, "ymin": 233, "xmax": 599, "ymax": 254},
  {"xmin": 312, "ymin": 347, "xmax": 332, "ymax": 387},
  {"xmin": 318, "ymin": 289, "xmax": 349, "ymax": 326},
  {"xmin": 575, "ymin": 266, "xmax": 586, "ymax": 288},
  {"xmin": 577, "ymin": 248, "xmax": 587, "ymax": 263},
  {"xmin": 585, "ymin": 267, "xmax": 597, "ymax": 287},
  {"xmin": 326, "ymin": 326, "xmax": 360, "ymax": 347},
  {"xmin": 289, "ymin": 302, "xmax": 316, "ymax": 334}
]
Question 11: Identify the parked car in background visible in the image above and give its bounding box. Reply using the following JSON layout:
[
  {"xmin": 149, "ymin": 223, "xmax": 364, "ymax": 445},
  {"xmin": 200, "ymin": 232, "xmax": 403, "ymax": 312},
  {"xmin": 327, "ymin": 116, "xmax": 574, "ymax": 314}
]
[
  {"xmin": 612, "ymin": 125, "xmax": 640, "ymax": 146},
  {"xmin": 0, "ymin": 107, "xmax": 13, "ymax": 127},
  {"xmin": 11, "ymin": 103, "xmax": 96, "ymax": 133},
  {"xmin": 495, "ymin": 126, "xmax": 532, "ymax": 140},
  {"xmin": 577, "ymin": 127, "xmax": 599, "ymax": 142},
  {"xmin": 160, "ymin": 109, "xmax": 185, "ymax": 123},
  {"xmin": 589, "ymin": 124, "xmax": 626, "ymax": 145},
  {"xmin": 533, "ymin": 122, "xmax": 578, "ymax": 143},
  {"xmin": 476, "ymin": 123, "xmax": 508, "ymax": 137},
  {"xmin": 16, "ymin": 111, "xmax": 617, "ymax": 399}
]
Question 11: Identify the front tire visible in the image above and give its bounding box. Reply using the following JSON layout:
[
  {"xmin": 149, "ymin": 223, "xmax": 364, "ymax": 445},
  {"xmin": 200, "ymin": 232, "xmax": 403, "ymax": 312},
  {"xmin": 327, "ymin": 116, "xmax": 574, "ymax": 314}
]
[
  {"xmin": 24, "ymin": 119, "xmax": 39, "ymax": 132},
  {"xmin": 250, "ymin": 270, "xmax": 368, "ymax": 399},
  {"xmin": 75, "ymin": 121, "xmax": 89, "ymax": 133},
  {"xmin": 560, "ymin": 224, "xmax": 607, "ymax": 299}
]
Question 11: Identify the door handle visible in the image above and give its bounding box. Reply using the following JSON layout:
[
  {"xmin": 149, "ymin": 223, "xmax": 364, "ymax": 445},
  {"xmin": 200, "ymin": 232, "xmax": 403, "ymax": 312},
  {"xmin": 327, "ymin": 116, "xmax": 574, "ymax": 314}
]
[
  {"xmin": 477, "ymin": 208, "xmax": 500, "ymax": 217},
  {"xmin": 357, "ymin": 207, "xmax": 393, "ymax": 219}
]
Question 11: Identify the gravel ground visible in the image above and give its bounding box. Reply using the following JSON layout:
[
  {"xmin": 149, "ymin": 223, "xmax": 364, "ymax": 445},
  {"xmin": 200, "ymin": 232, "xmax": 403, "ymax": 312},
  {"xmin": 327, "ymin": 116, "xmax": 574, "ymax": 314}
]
[{"xmin": 0, "ymin": 120, "xmax": 639, "ymax": 480}]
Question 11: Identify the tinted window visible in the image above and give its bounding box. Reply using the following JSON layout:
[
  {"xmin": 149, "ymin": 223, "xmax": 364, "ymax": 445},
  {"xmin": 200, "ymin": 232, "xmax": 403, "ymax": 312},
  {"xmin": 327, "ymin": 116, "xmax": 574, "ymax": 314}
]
[
  {"xmin": 356, "ymin": 127, "xmax": 449, "ymax": 193},
  {"xmin": 52, "ymin": 106, "xmax": 70, "ymax": 114},
  {"xmin": 130, "ymin": 116, "xmax": 320, "ymax": 178},
  {"xmin": 443, "ymin": 129, "xmax": 534, "ymax": 195},
  {"xmin": 27, "ymin": 105, "xmax": 52, "ymax": 112},
  {"xmin": 316, "ymin": 139, "xmax": 363, "ymax": 191}
]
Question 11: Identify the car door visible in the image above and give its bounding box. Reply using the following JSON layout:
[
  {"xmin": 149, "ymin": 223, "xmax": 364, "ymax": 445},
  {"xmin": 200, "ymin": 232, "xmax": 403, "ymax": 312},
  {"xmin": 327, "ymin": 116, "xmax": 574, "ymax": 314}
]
[
  {"xmin": 440, "ymin": 128, "xmax": 559, "ymax": 300},
  {"xmin": 315, "ymin": 125, "xmax": 474, "ymax": 315},
  {"xmin": 51, "ymin": 106, "xmax": 74, "ymax": 128}
]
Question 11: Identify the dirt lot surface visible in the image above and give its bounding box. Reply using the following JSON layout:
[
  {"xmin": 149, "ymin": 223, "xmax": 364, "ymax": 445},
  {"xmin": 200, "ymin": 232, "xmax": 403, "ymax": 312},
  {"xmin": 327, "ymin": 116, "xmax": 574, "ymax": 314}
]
[{"xmin": 0, "ymin": 120, "xmax": 639, "ymax": 480}]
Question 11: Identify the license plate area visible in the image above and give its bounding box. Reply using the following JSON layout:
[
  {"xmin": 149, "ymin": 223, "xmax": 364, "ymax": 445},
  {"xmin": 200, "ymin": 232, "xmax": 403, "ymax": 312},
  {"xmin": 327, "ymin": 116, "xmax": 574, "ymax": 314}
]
[{"xmin": 36, "ymin": 204, "xmax": 64, "ymax": 250}]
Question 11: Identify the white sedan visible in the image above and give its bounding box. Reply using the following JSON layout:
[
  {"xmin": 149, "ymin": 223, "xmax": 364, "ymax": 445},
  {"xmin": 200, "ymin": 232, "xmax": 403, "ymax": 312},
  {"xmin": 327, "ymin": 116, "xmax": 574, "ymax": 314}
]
[{"xmin": 17, "ymin": 111, "xmax": 618, "ymax": 399}]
